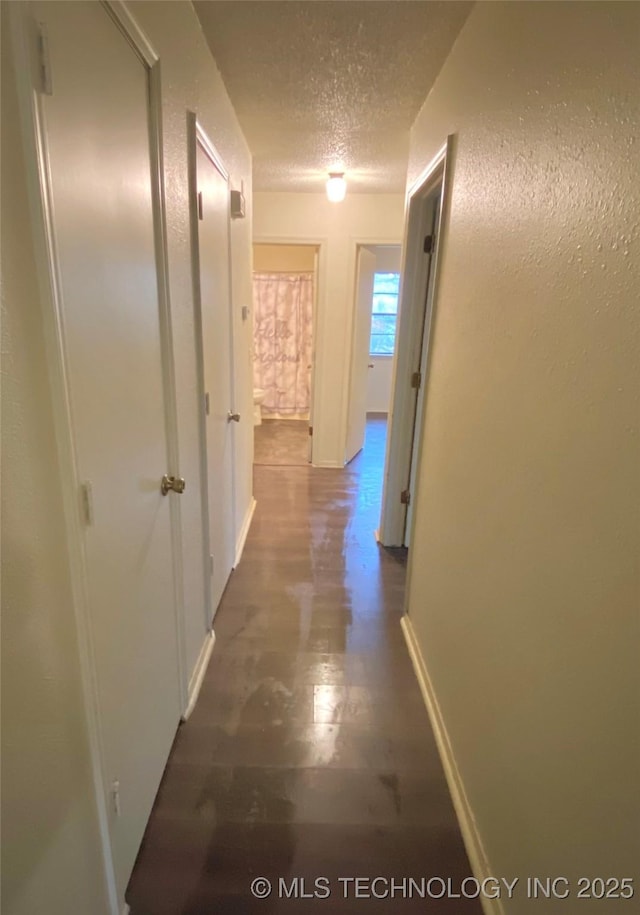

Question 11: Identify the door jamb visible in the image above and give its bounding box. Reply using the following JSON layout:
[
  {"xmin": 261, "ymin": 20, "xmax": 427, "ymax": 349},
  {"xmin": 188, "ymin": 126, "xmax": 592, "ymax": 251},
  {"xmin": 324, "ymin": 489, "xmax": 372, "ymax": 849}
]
[
  {"xmin": 186, "ymin": 112, "xmax": 214, "ymax": 635},
  {"xmin": 188, "ymin": 116, "xmax": 237, "ymax": 620},
  {"xmin": 8, "ymin": 3, "xmax": 187, "ymax": 910},
  {"xmin": 379, "ymin": 137, "xmax": 454, "ymax": 546}
]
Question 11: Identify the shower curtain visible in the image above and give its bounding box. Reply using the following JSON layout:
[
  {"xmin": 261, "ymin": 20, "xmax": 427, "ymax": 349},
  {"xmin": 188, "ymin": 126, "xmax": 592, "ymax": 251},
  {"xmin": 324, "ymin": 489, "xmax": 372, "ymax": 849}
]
[{"xmin": 252, "ymin": 272, "xmax": 313, "ymax": 416}]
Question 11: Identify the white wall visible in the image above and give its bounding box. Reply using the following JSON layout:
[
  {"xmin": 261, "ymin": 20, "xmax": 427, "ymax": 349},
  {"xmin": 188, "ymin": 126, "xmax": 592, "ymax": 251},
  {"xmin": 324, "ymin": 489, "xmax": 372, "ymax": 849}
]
[
  {"xmin": 405, "ymin": 2, "xmax": 640, "ymax": 909},
  {"xmin": 369, "ymin": 245, "xmax": 402, "ymax": 275},
  {"xmin": 254, "ymin": 193, "xmax": 404, "ymax": 465},
  {"xmin": 365, "ymin": 245, "xmax": 402, "ymax": 413},
  {"xmin": 1, "ymin": 2, "xmax": 252, "ymax": 912},
  {"xmin": 1, "ymin": 9, "xmax": 111, "ymax": 913},
  {"xmin": 366, "ymin": 357, "xmax": 394, "ymax": 413}
]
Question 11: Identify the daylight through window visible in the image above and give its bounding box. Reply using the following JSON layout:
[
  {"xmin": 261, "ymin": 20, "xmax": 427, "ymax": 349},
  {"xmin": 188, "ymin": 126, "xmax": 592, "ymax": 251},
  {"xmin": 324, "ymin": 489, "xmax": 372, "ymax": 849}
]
[{"xmin": 369, "ymin": 272, "xmax": 400, "ymax": 355}]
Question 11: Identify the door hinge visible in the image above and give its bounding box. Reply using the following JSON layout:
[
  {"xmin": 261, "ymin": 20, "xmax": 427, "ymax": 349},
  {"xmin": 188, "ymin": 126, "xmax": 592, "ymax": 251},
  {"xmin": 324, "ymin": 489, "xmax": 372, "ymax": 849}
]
[
  {"xmin": 197, "ymin": 191, "xmax": 204, "ymax": 220},
  {"xmin": 411, "ymin": 371, "xmax": 422, "ymax": 389},
  {"xmin": 37, "ymin": 23, "xmax": 53, "ymax": 96},
  {"xmin": 209, "ymin": 554, "xmax": 214, "ymax": 575},
  {"xmin": 423, "ymin": 234, "xmax": 434, "ymax": 254},
  {"xmin": 80, "ymin": 482, "xmax": 94, "ymax": 526},
  {"xmin": 111, "ymin": 779, "xmax": 121, "ymax": 817},
  {"xmin": 400, "ymin": 489, "xmax": 411, "ymax": 506},
  {"xmin": 204, "ymin": 391, "xmax": 210, "ymax": 415},
  {"xmin": 308, "ymin": 425, "xmax": 313, "ymax": 437}
]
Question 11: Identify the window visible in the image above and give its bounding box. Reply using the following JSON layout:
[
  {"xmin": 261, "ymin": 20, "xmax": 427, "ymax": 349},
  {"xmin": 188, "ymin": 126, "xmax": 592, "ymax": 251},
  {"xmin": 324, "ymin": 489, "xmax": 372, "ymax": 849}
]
[{"xmin": 369, "ymin": 272, "xmax": 400, "ymax": 355}]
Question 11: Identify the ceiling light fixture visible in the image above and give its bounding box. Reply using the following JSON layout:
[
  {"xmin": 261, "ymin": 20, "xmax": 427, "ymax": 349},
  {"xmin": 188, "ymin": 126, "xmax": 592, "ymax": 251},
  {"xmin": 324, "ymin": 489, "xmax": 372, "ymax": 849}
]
[{"xmin": 326, "ymin": 172, "xmax": 346, "ymax": 203}]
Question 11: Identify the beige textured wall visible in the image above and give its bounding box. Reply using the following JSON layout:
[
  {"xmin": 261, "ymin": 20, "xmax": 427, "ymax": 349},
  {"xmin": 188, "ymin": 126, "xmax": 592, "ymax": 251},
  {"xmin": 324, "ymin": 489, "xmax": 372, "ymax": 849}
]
[
  {"xmin": 2, "ymin": 2, "xmax": 252, "ymax": 912},
  {"xmin": 253, "ymin": 192, "xmax": 404, "ymax": 465},
  {"xmin": 405, "ymin": 1, "xmax": 639, "ymax": 909},
  {"xmin": 253, "ymin": 243, "xmax": 317, "ymax": 273}
]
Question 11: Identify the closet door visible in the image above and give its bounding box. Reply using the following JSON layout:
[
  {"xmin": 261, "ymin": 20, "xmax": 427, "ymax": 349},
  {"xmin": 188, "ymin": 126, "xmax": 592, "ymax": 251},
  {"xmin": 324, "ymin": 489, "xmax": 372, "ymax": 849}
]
[
  {"xmin": 34, "ymin": 1, "xmax": 182, "ymax": 897},
  {"xmin": 196, "ymin": 137, "xmax": 236, "ymax": 616}
]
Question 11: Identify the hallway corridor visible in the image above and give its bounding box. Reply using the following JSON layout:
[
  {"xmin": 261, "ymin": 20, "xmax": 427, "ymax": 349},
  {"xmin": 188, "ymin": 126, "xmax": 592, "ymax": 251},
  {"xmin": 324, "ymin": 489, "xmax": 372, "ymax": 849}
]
[{"xmin": 127, "ymin": 418, "xmax": 479, "ymax": 914}]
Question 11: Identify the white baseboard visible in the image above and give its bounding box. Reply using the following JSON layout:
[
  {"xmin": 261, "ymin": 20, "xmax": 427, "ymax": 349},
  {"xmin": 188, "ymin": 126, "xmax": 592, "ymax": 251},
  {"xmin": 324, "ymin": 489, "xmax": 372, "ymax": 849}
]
[
  {"xmin": 400, "ymin": 615, "xmax": 505, "ymax": 915},
  {"xmin": 311, "ymin": 460, "xmax": 343, "ymax": 468},
  {"xmin": 182, "ymin": 629, "xmax": 215, "ymax": 721},
  {"xmin": 234, "ymin": 497, "xmax": 256, "ymax": 567}
]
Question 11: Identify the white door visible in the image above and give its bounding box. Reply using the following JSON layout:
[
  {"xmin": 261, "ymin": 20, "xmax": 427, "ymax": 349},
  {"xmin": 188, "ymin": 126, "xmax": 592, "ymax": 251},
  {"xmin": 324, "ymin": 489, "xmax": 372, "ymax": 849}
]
[
  {"xmin": 34, "ymin": 0, "xmax": 182, "ymax": 899},
  {"xmin": 345, "ymin": 247, "xmax": 377, "ymax": 463},
  {"xmin": 196, "ymin": 140, "xmax": 236, "ymax": 615},
  {"xmin": 404, "ymin": 198, "xmax": 440, "ymax": 546}
]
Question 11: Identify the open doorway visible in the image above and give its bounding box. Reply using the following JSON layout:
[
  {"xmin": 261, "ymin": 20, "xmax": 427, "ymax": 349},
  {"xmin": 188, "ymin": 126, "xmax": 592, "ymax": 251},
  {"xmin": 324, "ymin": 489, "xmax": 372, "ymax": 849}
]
[
  {"xmin": 252, "ymin": 243, "xmax": 319, "ymax": 466},
  {"xmin": 344, "ymin": 244, "xmax": 402, "ymax": 501}
]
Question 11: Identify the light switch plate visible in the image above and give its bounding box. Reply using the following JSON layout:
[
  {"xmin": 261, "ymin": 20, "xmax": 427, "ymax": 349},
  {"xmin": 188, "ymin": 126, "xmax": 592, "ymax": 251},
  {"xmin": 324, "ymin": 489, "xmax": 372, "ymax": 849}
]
[{"xmin": 230, "ymin": 188, "xmax": 245, "ymax": 218}]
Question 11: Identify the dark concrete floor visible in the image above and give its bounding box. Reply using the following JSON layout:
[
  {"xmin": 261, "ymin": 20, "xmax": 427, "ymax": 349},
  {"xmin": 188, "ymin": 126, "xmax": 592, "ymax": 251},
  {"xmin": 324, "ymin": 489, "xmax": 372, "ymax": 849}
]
[{"xmin": 127, "ymin": 417, "xmax": 479, "ymax": 914}]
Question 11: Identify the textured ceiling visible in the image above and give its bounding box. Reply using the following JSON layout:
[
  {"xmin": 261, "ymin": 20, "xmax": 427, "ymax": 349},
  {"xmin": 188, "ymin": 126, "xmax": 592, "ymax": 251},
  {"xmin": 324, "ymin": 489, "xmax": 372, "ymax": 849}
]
[{"xmin": 194, "ymin": 1, "xmax": 473, "ymax": 193}]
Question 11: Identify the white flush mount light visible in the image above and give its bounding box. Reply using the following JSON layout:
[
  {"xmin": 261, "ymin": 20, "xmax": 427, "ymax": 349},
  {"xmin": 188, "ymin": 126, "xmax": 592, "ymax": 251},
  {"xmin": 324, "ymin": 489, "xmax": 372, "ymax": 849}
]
[{"xmin": 326, "ymin": 172, "xmax": 346, "ymax": 203}]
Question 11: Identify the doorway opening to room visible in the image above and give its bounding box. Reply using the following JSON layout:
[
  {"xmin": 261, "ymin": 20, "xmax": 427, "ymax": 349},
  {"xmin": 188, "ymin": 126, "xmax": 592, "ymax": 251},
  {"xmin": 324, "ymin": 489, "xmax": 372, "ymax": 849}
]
[
  {"xmin": 252, "ymin": 243, "xmax": 319, "ymax": 466},
  {"xmin": 344, "ymin": 244, "xmax": 402, "ymax": 529}
]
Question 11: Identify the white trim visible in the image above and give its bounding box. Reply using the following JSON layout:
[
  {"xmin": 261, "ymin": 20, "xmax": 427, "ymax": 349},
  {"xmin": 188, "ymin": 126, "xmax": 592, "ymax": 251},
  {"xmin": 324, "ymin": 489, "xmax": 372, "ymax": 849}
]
[
  {"xmin": 407, "ymin": 140, "xmax": 449, "ymax": 200},
  {"xmin": 379, "ymin": 137, "xmax": 454, "ymax": 546},
  {"xmin": 182, "ymin": 630, "xmax": 216, "ymax": 721},
  {"xmin": 189, "ymin": 115, "xmax": 238, "ymax": 618},
  {"xmin": 313, "ymin": 460, "xmax": 344, "ymax": 469},
  {"xmin": 234, "ymin": 497, "xmax": 256, "ymax": 567},
  {"xmin": 400, "ymin": 616, "xmax": 504, "ymax": 915},
  {"xmin": 195, "ymin": 121, "xmax": 229, "ymax": 182},
  {"xmin": 121, "ymin": 904, "xmax": 131, "ymax": 915},
  {"xmin": 146, "ymin": 27, "xmax": 188, "ymax": 717},
  {"xmin": 187, "ymin": 110, "xmax": 214, "ymax": 633},
  {"xmin": 102, "ymin": 1, "xmax": 157, "ymax": 66}
]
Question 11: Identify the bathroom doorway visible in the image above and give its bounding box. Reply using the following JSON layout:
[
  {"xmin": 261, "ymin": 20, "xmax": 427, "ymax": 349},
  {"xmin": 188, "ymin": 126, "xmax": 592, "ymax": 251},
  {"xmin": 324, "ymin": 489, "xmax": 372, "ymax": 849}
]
[{"xmin": 252, "ymin": 243, "xmax": 319, "ymax": 466}]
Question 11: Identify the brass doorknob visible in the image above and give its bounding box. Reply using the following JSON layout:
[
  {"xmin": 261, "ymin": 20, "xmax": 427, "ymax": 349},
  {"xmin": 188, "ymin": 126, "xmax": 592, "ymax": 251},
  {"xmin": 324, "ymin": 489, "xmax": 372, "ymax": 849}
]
[
  {"xmin": 161, "ymin": 474, "xmax": 186, "ymax": 496},
  {"xmin": 227, "ymin": 411, "xmax": 240, "ymax": 423}
]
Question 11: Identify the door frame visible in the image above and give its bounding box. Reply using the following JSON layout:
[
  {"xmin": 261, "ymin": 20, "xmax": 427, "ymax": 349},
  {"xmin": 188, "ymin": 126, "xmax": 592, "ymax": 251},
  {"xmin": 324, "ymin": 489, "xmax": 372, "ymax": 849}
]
[
  {"xmin": 8, "ymin": 3, "xmax": 186, "ymax": 910},
  {"xmin": 252, "ymin": 235, "xmax": 326, "ymax": 465},
  {"xmin": 379, "ymin": 137, "xmax": 454, "ymax": 546},
  {"xmin": 187, "ymin": 113, "xmax": 226, "ymax": 632},
  {"xmin": 343, "ymin": 236, "xmax": 402, "ymax": 466},
  {"xmin": 187, "ymin": 114, "xmax": 237, "ymax": 621}
]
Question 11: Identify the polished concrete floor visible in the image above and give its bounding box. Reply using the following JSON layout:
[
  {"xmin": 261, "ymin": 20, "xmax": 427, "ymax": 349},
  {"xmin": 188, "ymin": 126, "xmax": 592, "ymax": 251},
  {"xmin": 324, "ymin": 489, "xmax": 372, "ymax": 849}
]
[
  {"xmin": 127, "ymin": 417, "xmax": 479, "ymax": 914},
  {"xmin": 254, "ymin": 419, "xmax": 310, "ymax": 467}
]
